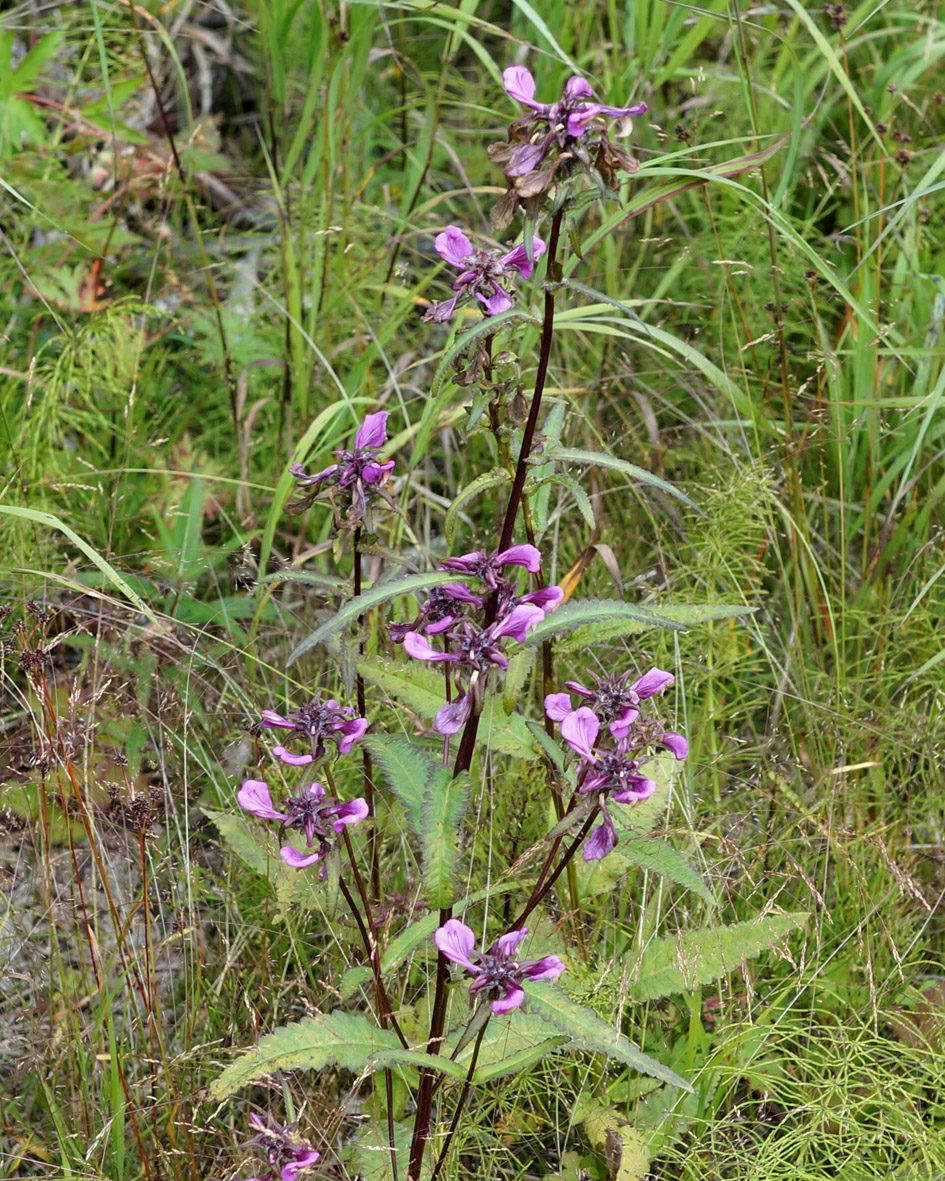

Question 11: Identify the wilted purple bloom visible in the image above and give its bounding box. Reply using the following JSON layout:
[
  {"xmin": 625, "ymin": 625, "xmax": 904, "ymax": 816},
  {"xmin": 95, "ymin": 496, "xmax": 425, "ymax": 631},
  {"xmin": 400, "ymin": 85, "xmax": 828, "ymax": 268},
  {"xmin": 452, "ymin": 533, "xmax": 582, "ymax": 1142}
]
[
  {"xmin": 502, "ymin": 67, "xmax": 647, "ymax": 143},
  {"xmin": 287, "ymin": 410, "xmax": 396, "ymax": 532},
  {"xmin": 242, "ymin": 1113, "xmax": 320, "ymax": 1181},
  {"xmin": 545, "ymin": 686, "xmax": 688, "ymax": 861},
  {"xmin": 424, "ymin": 226, "xmax": 546, "ymax": 323},
  {"xmin": 259, "ymin": 696, "xmax": 368, "ymax": 766},
  {"xmin": 434, "ymin": 918, "xmax": 564, "ymax": 1014},
  {"xmin": 440, "ymin": 544, "xmax": 541, "ymax": 588},
  {"xmin": 488, "ymin": 66, "xmax": 648, "ymax": 226},
  {"xmin": 238, "ymin": 779, "xmax": 368, "ymax": 875}
]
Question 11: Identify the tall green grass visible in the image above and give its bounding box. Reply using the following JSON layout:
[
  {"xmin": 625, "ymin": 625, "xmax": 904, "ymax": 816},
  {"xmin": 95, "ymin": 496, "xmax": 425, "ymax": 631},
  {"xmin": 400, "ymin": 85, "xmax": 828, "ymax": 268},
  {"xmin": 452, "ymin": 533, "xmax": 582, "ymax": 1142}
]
[{"xmin": 1, "ymin": 0, "xmax": 943, "ymax": 1178}]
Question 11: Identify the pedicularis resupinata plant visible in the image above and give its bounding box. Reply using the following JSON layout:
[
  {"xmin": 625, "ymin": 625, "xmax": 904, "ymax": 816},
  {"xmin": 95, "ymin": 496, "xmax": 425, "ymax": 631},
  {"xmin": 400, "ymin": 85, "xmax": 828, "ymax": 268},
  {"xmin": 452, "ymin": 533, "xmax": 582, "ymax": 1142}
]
[{"xmin": 213, "ymin": 64, "xmax": 796, "ymax": 1181}]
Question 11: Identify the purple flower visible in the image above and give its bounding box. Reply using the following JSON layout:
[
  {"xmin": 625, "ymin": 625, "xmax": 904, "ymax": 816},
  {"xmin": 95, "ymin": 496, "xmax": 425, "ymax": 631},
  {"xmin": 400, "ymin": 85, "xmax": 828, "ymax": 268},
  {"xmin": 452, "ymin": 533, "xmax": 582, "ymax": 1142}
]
[
  {"xmin": 258, "ymin": 696, "xmax": 368, "ymax": 766},
  {"xmin": 546, "ymin": 667, "xmax": 682, "ymax": 745},
  {"xmin": 287, "ymin": 411, "xmax": 396, "ymax": 531},
  {"xmin": 502, "ymin": 68, "xmax": 647, "ymax": 141},
  {"xmin": 488, "ymin": 67, "xmax": 648, "ymax": 226},
  {"xmin": 242, "ymin": 1113, "xmax": 320, "ymax": 1181},
  {"xmin": 424, "ymin": 226, "xmax": 546, "ymax": 323},
  {"xmin": 543, "ymin": 668, "xmax": 687, "ymax": 862},
  {"xmin": 434, "ymin": 919, "xmax": 564, "ymax": 1014},
  {"xmin": 440, "ymin": 544, "xmax": 541, "ymax": 588},
  {"xmin": 238, "ymin": 779, "xmax": 368, "ymax": 875}
]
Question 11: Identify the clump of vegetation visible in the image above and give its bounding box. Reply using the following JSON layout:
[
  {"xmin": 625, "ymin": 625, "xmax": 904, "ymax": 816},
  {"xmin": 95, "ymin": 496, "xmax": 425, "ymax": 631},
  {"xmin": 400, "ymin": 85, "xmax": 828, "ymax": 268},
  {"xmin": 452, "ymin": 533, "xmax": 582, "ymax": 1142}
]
[{"xmin": 2, "ymin": 3, "xmax": 944, "ymax": 1180}]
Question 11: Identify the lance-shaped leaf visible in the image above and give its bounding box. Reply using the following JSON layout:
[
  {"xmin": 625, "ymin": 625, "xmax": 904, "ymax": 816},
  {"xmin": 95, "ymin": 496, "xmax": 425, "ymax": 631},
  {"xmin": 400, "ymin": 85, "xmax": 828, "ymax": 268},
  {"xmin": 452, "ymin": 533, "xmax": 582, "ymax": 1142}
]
[
  {"xmin": 524, "ymin": 598, "xmax": 686, "ymax": 645},
  {"xmin": 524, "ymin": 981, "xmax": 691, "ymax": 1090},
  {"xmin": 430, "ymin": 309, "xmax": 540, "ymax": 400},
  {"xmin": 288, "ymin": 572, "xmax": 465, "ymax": 664},
  {"xmin": 363, "ymin": 735, "xmax": 431, "ymax": 833},
  {"xmin": 542, "ymin": 445, "xmax": 698, "ymax": 512},
  {"xmin": 421, "ymin": 766, "xmax": 469, "ymax": 909},
  {"xmin": 579, "ymin": 833, "xmax": 716, "ymax": 907},
  {"xmin": 626, "ymin": 913, "xmax": 809, "ymax": 1002},
  {"xmin": 557, "ymin": 600, "xmax": 755, "ymax": 652},
  {"xmin": 210, "ymin": 1011, "xmax": 401, "ymax": 1099},
  {"xmin": 444, "ymin": 1011, "xmax": 568, "ymax": 1082}
]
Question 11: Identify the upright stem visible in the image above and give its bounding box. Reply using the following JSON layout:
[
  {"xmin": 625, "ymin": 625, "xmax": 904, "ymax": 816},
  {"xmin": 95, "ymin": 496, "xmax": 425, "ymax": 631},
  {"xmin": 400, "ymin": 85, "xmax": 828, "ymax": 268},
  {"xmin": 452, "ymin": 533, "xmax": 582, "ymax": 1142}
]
[
  {"xmin": 353, "ymin": 528, "xmax": 381, "ymax": 899},
  {"xmin": 409, "ymin": 212, "xmax": 564, "ymax": 1181},
  {"xmin": 429, "ymin": 1017, "xmax": 490, "ymax": 1181}
]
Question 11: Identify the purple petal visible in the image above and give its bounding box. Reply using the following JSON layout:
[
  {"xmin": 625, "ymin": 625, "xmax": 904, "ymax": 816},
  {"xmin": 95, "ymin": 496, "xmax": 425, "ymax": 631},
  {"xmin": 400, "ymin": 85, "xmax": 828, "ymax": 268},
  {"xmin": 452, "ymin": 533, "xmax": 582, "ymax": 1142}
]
[
  {"xmin": 335, "ymin": 717, "xmax": 369, "ymax": 754},
  {"xmin": 442, "ymin": 582, "xmax": 484, "ymax": 604},
  {"xmin": 273, "ymin": 745, "xmax": 315, "ymax": 766},
  {"xmin": 492, "ymin": 603, "xmax": 543, "ymax": 642},
  {"xmin": 302, "ymin": 782, "xmax": 326, "ymax": 802},
  {"xmin": 248, "ymin": 1114, "xmax": 268, "ymax": 1134},
  {"xmin": 280, "ymin": 846, "xmax": 326, "ymax": 869},
  {"xmin": 561, "ymin": 707, "xmax": 600, "ymax": 761},
  {"xmin": 362, "ymin": 459, "xmax": 395, "ymax": 484},
  {"xmin": 500, "ymin": 236, "xmax": 546, "ymax": 279},
  {"xmin": 403, "ymin": 632, "xmax": 459, "ymax": 662},
  {"xmin": 434, "ymin": 919, "xmax": 480, "ymax": 972},
  {"xmin": 545, "ymin": 693, "xmax": 573, "ymax": 722},
  {"xmin": 492, "ymin": 928, "xmax": 527, "ymax": 958},
  {"xmin": 503, "ymin": 65, "xmax": 540, "ymax": 108},
  {"xmin": 479, "ymin": 286, "xmax": 514, "ymax": 316},
  {"xmin": 660, "ymin": 731, "xmax": 688, "ymax": 760},
  {"xmin": 282, "ymin": 1153, "xmax": 320, "ymax": 1181},
  {"xmin": 597, "ymin": 101, "xmax": 648, "ymax": 119},
  {"xmin": 491, "ymin": 984, "xmax": 526, "ymax": 1014},
  {"xmin": 434, "ymin": 225, "xmax": 474, "ymax": 267},
  {"xmin": 434, "ymin": 694, "xmax": 472, "ymax": 735},
  {"xmin": 564, "ymin": 76, "xmax": 594, "ymax": 100},
  {"xmin": 259, "ymin": 710, "xmax": 294, "ymax": 730},
  {"xmin": 355, "ymin": 410, "xmax": 389, "ymax": 451},
  {"xmin": 609, "ymin": 707, "xmax": 640, "ymax": 740},
  {"xmin": 506, "ymin": 142, "xmax": 547, "ymax": 177},
  {"xmin": 519, "ymin": 585, "xmax": 563, "ymax": 612},
  {"xmin": 328, "ymin": 797, "xmax": 370, "ymax": 832},
  {"xmin": 496, "ymin": 543, "xmax": 541, "ymax": 572},
  {"xmin": 564, "ymin": 679, "xmax": 595, "ymax": 699},
  {"xmin": 424, "ymin": 613, "xmax": 460, "ymax": 635},
  {"xmin": 612, "ymin": 776, "xmax": 657, "ymax": 804},
  {"xmin": 237, "ymin": 780, "xmax": 288, "ymax": 822},
  {"xmin": 583, "ymin": 810, "xmax": 618, "ymax": 861},
  {"xmin": 631, "ymin": 667, "xmax": 674, "ymax": 698},
  {"xmin": 440, "ymin": 551, "xmax": 482, "ymax": 573},
  {"xmin": 428, "ymin": 294, "xmax": 460, "ymax": 322},
  {"xmin": 522, "ymin": 955, "xmax": 565, "ymax": 981},
  {"xmin": 566, "ymin": 106, "xmax": 601, "ymax": 137}
]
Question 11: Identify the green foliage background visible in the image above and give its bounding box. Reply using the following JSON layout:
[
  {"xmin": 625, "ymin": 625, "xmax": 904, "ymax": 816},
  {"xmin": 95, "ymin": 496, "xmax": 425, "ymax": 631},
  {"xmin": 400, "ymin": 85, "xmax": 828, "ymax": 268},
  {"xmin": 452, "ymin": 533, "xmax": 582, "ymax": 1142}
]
[{"xmin": 1, "ymin": 1, "xmax": 944, "ymax": 1179}]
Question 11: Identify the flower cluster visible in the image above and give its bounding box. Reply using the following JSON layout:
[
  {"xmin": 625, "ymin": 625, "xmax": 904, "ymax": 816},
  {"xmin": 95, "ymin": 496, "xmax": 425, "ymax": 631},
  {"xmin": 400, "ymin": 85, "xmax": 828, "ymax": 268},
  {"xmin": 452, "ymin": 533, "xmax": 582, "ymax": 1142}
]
[
  {"xmin": 238, "ymin": 779, "xmax": 368, "ymax": 874},
  {"xmin": 424, "ymin": 226, "xmax": 546, "ymax": 323},
  {"xmin": 241, "ymin": 1114, "xmax": 320, "ymax": 1181},
  {"xmin": 434, "ymin": 919, "xmax": 564, "ymax": 1014},
  {"xmin": 391, "ymin": 545, "xmax": 563, "ymax": 734},
  {"xmin": 489, "ymin": 67, "xmax": 647, "ymax": 228},
  {"xmin": 287, "ymin": 410, "xmax": 396, "ymax": 533},
  {"xmin": 260, "ymin": 695, "xmax": 368, "ymax": 767},
  {"xmin": 546, "ymin": 668, "xmax": 687, "ymax": 861}
]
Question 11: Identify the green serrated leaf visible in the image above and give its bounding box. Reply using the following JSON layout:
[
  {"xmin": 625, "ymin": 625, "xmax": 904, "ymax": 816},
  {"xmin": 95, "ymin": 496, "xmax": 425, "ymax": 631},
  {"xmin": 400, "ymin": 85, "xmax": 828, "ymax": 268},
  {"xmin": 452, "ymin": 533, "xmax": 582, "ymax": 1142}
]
[
  {"xmin": 446, "ymin": 1011, "xmax": 567, "ymax": 1082},
  {"xmin": 445, "ymin": 468, "xmax": 511, "ymax": 546},
  {"xmin": 580, "ymin": 834, "xmax": 715, "ymax": 907},
  {"xmin": 350, "ymin": 1118, "xmax": 426, "ymax": 1181},
  {"xmin": 577, "ymin": 1102, "xmax": 650, "ymax": 1181},
  {"xmin": 627, "ymin": 913, "xmax": 809, "ymax": 1002},
  {"xmin": 532, "ymin": 472, "xmax": 596, "ymax": 528},
  {"xmin": 210, "ymin": 1011, "xmax": 402, "ymax": 1099},
  {"xmin": 359, "ymin": 658, "xmax": 446, "ymax": 721},
  {"xmin": 206, "ymin": 809, "xmax": 274, "ymax": 877},
  {"xmin": 556, "ymin": 600, "xmax": 754, "ymax": 652},
  {"xmin": 289, "ymin": 572, "xmax": 463, "ymax": 664},
  {"xmin": 545, "ymin": 446, "xmax": 699, "ymax": 512},
  {"xmin": 524, "ymin": 720, "xmax": 567, "ymax": 771},
  {"xmin": 527, "ymin": 598, "xmax": 687, "ymax": 645},
  {"xmin": 503, "ymin": 645, "xmax": 538, "ymax": 714},
  {"xmin": 340, "ymin": 966, "xmax": 373, "ymax": 1000},
  {"xmin": 431, "ymin": 310, "xmax": 540, "ymax": 399},
  {"xmin": 525, "ymin": 982, "xmax": 691, "ymax": 1090},
  {"xmin": 363, "ymin": 735, "xmax": 433, "ymax": 833},
  {"xmin": 421, "ymin": 768, "xmax": 469, "ymax": 909}
]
